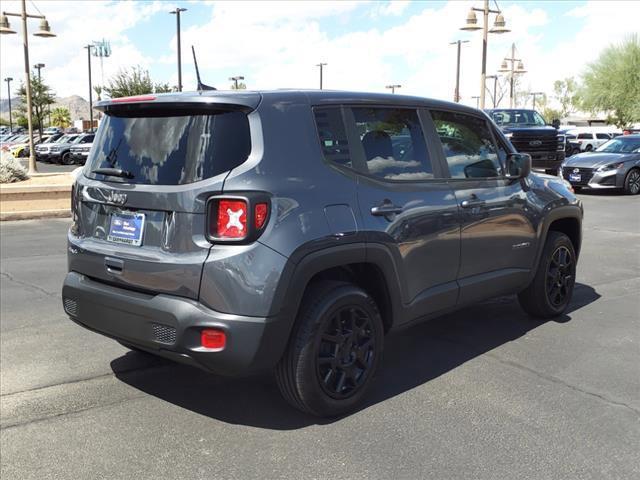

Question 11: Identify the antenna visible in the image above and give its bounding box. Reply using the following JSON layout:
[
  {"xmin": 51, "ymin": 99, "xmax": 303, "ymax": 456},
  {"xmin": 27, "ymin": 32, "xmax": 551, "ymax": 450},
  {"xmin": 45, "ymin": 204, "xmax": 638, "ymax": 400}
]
[{"xmin": 191, "ymin": 46, "xmax": 216, "ymax": 91}]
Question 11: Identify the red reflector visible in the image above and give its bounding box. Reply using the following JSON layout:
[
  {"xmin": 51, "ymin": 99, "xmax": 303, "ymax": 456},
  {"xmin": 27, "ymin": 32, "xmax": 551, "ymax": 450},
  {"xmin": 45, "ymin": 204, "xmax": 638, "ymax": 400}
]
[
  {"xmin": 255, "ymin": 203, "xmax": 268, "ymax": 229},
  {"xmin": 111, "ymin": 95, "xmax": 156, "ymax": 103},
  {"xmin": 201, "ymin": 329, "xmax": 226, "ymax": 350},
  {"xmin": 217, "ymin": 199, "xmax": 248, "ymax": 238}
]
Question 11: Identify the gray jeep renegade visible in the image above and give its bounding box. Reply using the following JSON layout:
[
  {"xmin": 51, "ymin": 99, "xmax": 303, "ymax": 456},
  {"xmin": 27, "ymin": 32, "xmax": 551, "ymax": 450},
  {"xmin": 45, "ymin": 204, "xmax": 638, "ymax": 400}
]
[{"xmin": 63, "ymin": 90, "xmax": 582, "ymax": 417}]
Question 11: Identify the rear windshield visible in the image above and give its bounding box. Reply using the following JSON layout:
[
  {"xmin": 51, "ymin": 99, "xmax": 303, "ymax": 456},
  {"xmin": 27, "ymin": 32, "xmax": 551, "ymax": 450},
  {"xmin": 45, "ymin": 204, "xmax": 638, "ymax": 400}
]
[{"xmin": 86, "ymin": 110, "xmax": 251, "ymax": 185}]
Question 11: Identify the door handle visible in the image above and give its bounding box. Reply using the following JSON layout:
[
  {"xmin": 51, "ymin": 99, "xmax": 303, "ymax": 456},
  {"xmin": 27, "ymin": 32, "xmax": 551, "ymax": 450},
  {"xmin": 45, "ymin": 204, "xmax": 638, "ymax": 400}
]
[
  {"xmin": 460, "ymin": 199, "xmax": 486, "ymax": 209},
  {"xmin": 371, "ymin": 203, "xmax": 403, "ymax": 216},
  {"xmin": 105, "ymin": 257, "xmax": 124, "ymax": 275}
]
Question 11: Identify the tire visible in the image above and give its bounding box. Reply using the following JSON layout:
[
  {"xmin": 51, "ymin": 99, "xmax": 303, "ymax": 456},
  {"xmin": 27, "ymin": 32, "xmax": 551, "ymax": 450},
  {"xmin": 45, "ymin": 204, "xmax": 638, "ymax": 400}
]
[
  {"xmin": 275, "ymin": 281, "xmax": 384, "ymax": 417},
  {"xmin": 623, "ymin": 168, "xmax": 640, "ymax": 195},
  {"xmin": 61, "ymin": 152, "xmax": 73, "ymax": 165},
  {"xmin": 573, "ymin": 186, "xmax": 582, "ymax": 193},
  {"xmin": 518, "ymin": 231, "xmax": 576, "ymax": 319},
  {"xmin": 584, "ymin": 144, "xmax": 593, "ymax": 152}
]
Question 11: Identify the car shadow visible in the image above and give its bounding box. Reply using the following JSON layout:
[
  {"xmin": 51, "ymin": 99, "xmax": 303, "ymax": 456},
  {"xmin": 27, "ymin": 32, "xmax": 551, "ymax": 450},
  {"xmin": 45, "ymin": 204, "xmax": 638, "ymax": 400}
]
[{"xmin": 111, "ymin": 282, "xmax": 600, "ymax": 430}]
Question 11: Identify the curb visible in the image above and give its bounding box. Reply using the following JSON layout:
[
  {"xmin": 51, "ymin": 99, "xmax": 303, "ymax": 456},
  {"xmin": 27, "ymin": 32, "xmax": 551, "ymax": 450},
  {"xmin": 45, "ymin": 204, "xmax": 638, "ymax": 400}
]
[{"xmin": 0, "ymin": 209, "xmax": 71, "ymax": 221}]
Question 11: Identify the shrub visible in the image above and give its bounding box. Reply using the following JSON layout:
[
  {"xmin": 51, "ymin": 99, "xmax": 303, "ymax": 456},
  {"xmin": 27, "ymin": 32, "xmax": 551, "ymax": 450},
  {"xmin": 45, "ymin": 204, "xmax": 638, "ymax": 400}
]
[{"xmin": 0, "ymin": 151, "xmax": 29, "ymax": 183}]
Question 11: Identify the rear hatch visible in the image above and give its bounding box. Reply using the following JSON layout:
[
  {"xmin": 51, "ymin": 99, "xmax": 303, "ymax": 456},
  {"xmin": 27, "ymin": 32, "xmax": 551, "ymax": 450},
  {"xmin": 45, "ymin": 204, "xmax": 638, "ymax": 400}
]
[{"xmin": 69, "ymin": 93, "xmax": 259, "ymax": 299}]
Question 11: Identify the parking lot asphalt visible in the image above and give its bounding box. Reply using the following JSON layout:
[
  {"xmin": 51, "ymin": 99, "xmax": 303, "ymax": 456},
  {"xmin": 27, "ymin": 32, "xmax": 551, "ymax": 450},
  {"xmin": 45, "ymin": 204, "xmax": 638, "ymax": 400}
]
[
  {"xmin": 17, "ymin": 159, "xmax": 78, "ymax": 174},
  {"xmin": 1, "ymin": 190, "xmax": 638, "ymax": 480}
]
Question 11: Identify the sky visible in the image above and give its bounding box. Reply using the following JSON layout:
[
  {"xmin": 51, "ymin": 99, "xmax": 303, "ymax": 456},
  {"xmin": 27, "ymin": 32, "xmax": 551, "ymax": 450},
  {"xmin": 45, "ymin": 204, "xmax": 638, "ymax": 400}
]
[{"xmin": 0, "ymin": 0, "xmax": 638, "ymax": 110}]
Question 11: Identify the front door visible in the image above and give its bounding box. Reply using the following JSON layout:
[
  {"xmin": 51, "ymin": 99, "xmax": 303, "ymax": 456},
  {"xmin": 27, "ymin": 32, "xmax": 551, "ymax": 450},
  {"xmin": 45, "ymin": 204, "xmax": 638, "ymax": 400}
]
[
  {"xmin": 428, "ymin": 109, "xmax": 537, "ymax": 305},
  {"xmin": 344, "ymin": 106, "xmax": 461, "ymax": 322}
]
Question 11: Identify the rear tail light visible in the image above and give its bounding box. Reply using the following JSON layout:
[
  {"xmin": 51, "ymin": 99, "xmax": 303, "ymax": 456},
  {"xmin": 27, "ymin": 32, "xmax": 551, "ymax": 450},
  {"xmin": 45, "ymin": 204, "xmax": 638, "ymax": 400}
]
[
  {"xmin": 254, "ymin": 203, "xmax": 268, "ymax": 229},
  {"xmin": 201, "ymin": 329, "xmax": 226, "ymax": 350},
  {"xmin": 217, "ymin": 199, "xmax": 248, "ymax": 239},
  {"xmin": 206, "ymin": 194, "xmax": 270, "ymax": 243}
]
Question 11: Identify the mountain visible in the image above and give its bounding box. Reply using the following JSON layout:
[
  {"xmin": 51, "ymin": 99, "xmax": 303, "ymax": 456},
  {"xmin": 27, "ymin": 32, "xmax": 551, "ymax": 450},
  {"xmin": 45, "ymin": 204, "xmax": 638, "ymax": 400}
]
[{"xmin": 0, "ymin": 95, "xmax": 93, "ymax": 122}]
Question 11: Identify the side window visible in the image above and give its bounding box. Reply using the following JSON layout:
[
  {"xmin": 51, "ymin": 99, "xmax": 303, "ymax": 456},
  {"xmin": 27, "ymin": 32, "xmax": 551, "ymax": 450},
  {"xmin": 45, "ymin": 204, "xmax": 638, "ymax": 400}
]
[
  {"xmin": 313, "ymin": 107, "xmax": 352, "ymax": 168},
  {"xmin": 577, "ymin": 133, "xmax": 592, "ymax": 139},
  {"xmin": 351, "ymin": 107, "xmax": 433, "ymax": 181},
  {"xmin": 596, "ymin": 133, "xmax": 609, "ymax": 139},
  {"xmin": 431, "ymin": 110, "xmax": 502, "ymax": 179}
]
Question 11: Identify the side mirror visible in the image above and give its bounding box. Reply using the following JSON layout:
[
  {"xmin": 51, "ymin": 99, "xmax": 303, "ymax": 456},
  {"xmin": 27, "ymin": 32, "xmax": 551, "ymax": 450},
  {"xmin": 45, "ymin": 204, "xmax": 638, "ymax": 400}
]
[
  {"xmin": 552, "ymin": 119, "xmax": 560, "ymax": 129},
  {"xmin": 505, "ymin": 153, "xmax": 531, "ymax": 179}
]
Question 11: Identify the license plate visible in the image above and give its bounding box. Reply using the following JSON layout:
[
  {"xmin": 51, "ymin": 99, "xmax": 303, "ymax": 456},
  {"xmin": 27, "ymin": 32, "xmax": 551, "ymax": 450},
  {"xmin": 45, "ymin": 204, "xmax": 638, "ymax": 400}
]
[
  {"xmin": 107, "ymin": 212, "xmax": 145, "ymax": 246},
  {"xmin": 569, "ymin": 173, "xmax": 581, "ymax": 182}
]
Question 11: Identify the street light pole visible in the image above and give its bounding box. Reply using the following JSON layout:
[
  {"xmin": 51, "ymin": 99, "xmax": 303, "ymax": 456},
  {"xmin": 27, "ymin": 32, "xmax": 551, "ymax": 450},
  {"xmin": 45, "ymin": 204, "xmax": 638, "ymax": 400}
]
[
  {"xmin": 472, "ymin": 95, "xmax": 480, "ymax": 109},
  {"xmin": 316, "ymin": 62, "xmax": 327, "ymax": 90},
  {"xmin": 449, "ymin": 40, "xmax": 469, "ymax": 103},
  {"xmin": 529, "ymin": 91, "xmax": 544, "ymax": 110},
  {"xmin": 170, "ymin": 8, "xmax": 187, "ymax": 92},
  {"xmin": 1, "ymin": 0, "xmax": 56, "ymax": 174},
  {"xmin": 4, "ymin": 77, "xmax": 13, "ymax": 131},
  {"xmin": 84, "ymin": 44, "xmax": 94, "ymax": 132},
  {"xmin": 486, "ymin": 74, "xmax": 498, "ymax": 108},
  {"xmin": 229, "ymin": 76, "xmax": 244, "ymax": 89},
  {"xmin": 460, "ymin": 0, "xmax": 509, "ymax": 110},
  {"xmin": 499, "ymin": 43, "xmax": 527, "ymax": 108},
  {"xmin": 34, "ymin": 62, "xmax": 44, "ymax": 81},
  {"xmin": 386, "ymin": 84, "xmax": 401, "ymax": 94}
]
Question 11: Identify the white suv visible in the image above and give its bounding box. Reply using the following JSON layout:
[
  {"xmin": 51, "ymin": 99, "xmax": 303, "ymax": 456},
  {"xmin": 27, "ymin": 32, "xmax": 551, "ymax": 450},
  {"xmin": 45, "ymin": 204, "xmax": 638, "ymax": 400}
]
[{"xmin": 571, "ymin": 131, "xmax": 613, "ymax": 152}]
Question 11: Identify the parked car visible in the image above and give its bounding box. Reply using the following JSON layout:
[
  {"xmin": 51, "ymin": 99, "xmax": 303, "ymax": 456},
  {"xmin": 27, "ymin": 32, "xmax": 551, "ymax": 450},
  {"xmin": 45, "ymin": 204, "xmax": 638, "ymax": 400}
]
[
  {"xmin": 565, "ymin": 134, "xmax": 582, "ymax": 157},
  {"xmin": 43, "ymin": 126, "xmax": 63, "ymax": 135},
  {"xmin": 34, "ymin": 133, "xmax": 67, "ymax": 161},
  {"xmin": 560, "ymin": 134, "xmax": 640, "ymax": 194},
  {"xmin": 63, "ymin": 90, "xmax": 583, "ymax": 417},
  {"xmin": 69, "ymin": 137, "xmax": 94, "ymax": 165},
  {"xmin": 49, "ymin": 133, "xmax": 93, "ymax": 164},
  {"xmin": 571, "ymin": 131, "xmax": 611, "ymax": 152},
  {"xmin": 486, "ymin": 108, "xmax": 565, "ymax": 174},
  {"xmin": 9, "ymin": 135, "xmax": 42, "ymax": 158}
]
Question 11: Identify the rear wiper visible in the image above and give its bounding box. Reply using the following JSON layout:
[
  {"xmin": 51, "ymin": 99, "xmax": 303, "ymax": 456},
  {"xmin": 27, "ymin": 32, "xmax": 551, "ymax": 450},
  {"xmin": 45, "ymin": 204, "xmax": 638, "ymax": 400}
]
[{"xmin": 92, "ymin": 167, "xmax": 134, "ymax": 179}]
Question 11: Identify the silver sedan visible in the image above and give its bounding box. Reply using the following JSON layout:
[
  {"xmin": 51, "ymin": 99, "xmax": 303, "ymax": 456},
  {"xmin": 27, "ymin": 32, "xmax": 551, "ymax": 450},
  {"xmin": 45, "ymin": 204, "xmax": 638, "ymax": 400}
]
[{"xmin": 559, "ymin": 134, "xmax": 640, "ymax": 195}]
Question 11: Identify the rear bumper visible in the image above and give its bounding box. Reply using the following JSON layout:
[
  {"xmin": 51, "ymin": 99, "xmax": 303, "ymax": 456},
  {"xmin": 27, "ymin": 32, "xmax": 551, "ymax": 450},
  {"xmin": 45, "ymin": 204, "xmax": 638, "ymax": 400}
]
[{"xmin": 62, "ymin": 271, "xmax": 288, "ymax": 376}]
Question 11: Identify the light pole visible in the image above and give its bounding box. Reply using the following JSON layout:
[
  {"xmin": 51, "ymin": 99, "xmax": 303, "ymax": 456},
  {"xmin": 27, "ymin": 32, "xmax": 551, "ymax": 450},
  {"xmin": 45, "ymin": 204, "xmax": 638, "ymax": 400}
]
[
  {"xmin": 34, "ymin": 62, "xmax": 44, "ymax": 80},
  {"xmin": 316, "ymin": 62, "xmax": 327, "ymax": 89},
  {"xmin": 1, "ymin": 1, "xmax": 56, "ymax": 174},
  {"xmin": 449, "ymin": 40, "xmax": 469, "ymax": 103},
  {"xmin": 386, "ymin": 84, "xmax": 401, "ymax": 94},
  {"xmin": 229, "ymin": 76, "xmax": 244, "ymax": 89},
  {"xmin": 170, "ymin": 8, "xmax": 187, "ymax": 91},
  {"xmin": 529, "ymin": 91, "xmax": 544, "ymax": 110},
  {"xmin": 486, "ymin": 74, "xmax": 499, "ymax": 108},
  {"xmin": 84, "ymin": 44, "xmax": 95, "ymax": 132},
  {"xmin": 472, "ymin": 95, "xmax": 481, "ymax": 109},
  {"xmin": 4, "ymin": 77, "xmax": 13, "ymax": 132},
  {"xmin": 460, "ymin": 0, "xmax": 510, "ymax": 110},
  {"xmin": 498, "ymin": 43, "xmax": 527, "ymax": 108}
]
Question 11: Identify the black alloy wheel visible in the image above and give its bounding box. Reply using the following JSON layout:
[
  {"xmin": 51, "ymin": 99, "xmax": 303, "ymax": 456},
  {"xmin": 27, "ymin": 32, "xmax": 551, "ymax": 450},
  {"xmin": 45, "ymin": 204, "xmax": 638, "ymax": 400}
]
[
  {"xmin": 624, "ymin": 169, "xmax": 640, "ymax": 195},
  {"xmin": 275, "ymin": 281, "xmax": 384, "ymax": 417},
  {"xmin": 518, "ymin": 231, "xmax": 576, "ymax": 318},
  {"xmin": 546, "ymin": 246, "xmax": 574, "ymax": 308},
  {"xmin": 316, "ymin": 305, "xmax": 376, "ymax": 399}
]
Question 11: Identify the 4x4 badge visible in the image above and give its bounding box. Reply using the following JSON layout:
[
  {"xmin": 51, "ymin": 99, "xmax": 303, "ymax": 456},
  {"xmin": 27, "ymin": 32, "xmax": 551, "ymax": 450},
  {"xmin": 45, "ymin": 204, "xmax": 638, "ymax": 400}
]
[{"xmin": 529, "ymin": 140, "xmax": 542, "ymax": 146}]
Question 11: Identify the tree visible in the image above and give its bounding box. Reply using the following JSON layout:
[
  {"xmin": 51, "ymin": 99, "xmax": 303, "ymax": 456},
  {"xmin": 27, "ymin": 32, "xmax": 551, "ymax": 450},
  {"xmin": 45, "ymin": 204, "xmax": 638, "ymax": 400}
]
[
  {"xmin": 580, "ymin": 35, "xmax": 640, "ymax": 128},
  {"xmin": 553, "ymin": 78, "xmax": 580, "ymax": 118},
  {"xmin": 50, "ymin": 107, "xmax": 72, "ymax": 129},
  {"xmin": 104, "ymin": 66, "xmax": 174, "ymax": 98},
  {"xmin": 16, "ymin": 72, "xmax": 56, "ymax": 138}
]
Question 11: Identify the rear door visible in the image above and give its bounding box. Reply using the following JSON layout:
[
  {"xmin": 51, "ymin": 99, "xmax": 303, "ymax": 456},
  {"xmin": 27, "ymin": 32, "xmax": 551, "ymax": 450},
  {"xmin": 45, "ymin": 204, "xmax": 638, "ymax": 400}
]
[
  {"xmin": 346, "ymin": 106, "xmax": 460, "ymax": 320},
  {"xmin": 428, "ymin": 108, "xmax": 537, "ymax": 304},
  {"xmin": 70, "ymin": 98, "xmax": 257, "ymax": 299}
]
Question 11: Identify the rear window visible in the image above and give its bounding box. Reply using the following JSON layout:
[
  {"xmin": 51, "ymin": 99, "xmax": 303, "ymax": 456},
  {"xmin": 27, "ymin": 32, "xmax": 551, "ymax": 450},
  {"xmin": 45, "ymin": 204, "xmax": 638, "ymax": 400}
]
[{"xmin": 86, "ymin": 110, "xmax": 251, "ymax": 185}]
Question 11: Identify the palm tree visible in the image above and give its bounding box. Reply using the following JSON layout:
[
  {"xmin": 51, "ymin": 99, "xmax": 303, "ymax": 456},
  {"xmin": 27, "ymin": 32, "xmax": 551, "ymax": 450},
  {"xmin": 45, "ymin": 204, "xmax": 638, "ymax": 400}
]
[{"xmin": 50, "ymin": 107, "xmax": 72, "ymax": 129}]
